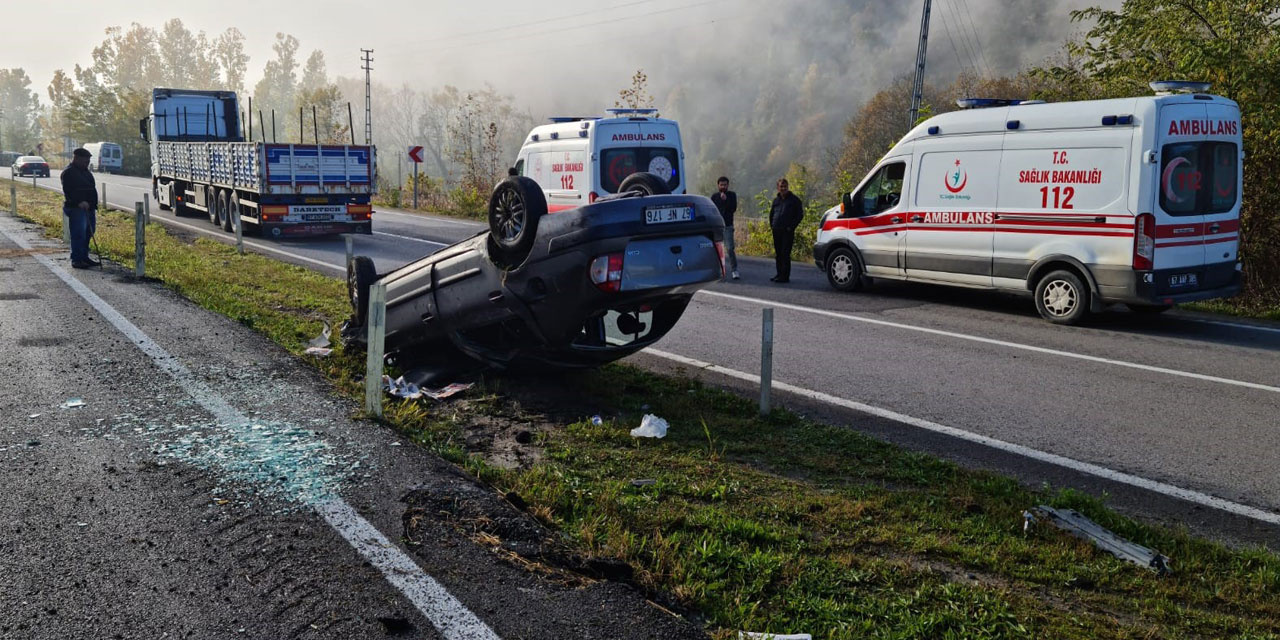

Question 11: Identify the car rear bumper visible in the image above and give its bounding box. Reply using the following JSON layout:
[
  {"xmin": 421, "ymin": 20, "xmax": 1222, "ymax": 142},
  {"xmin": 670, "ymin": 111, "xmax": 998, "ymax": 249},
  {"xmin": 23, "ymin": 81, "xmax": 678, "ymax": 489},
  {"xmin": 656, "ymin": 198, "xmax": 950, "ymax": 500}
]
[
  {"xmin": 1094, "ymin": 261, "xmax": 1243, "ymax": 305},
  {"xmin": 263, "ymin": 221, "xmax": 371, "ymax": 237}
]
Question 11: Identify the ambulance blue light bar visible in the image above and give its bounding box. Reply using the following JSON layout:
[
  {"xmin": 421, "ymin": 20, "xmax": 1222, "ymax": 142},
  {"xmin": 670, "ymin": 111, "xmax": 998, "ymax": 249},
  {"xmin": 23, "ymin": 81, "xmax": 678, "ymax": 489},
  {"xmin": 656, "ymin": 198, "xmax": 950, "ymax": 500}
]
[
  {"xmin": 956, "ymin": 98, "xmax": 1020, "ymax": 109},
  {"xmin": 1150, "ymin": 80, "xmax": 1211, "ymax": 94},
  {"xmin": 606, "ymin": 108, "xmax": 658, "ymax": 117}
]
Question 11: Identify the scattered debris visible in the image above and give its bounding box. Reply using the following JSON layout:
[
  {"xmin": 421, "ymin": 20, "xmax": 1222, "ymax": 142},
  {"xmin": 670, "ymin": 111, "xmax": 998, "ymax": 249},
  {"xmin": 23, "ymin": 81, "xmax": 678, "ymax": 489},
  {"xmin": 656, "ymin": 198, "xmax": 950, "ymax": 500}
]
[
  {"xmin": 630, "ymin": 478, "xmax": 656, "ymax": 487},
  {"xmin": 1028, "ymin": 505, "xmax": 1171, "ymax": 574},
  {"xmin": 389, "ymin": 441, "xmax": 402, "ymax": 447},
  {"xmin": 589, "ymin": 415, "xmax": 603, "ymax": 426},
  {"xmin": 629, "ymin": 414, "xmax": 668, "ymax": 439},
  {"xmin": 383, "ymin": 376, "xmax": 474, "ymax": 401},
  {"xmin": 425, "ymin": 382, "xmax": 473, "ymax": 400},
  {"xmin": 62, "ymin": 398, "xmax": 85, "ymax": 409},
  {"xmin": 28, "ymin": 413, "xmax": 40, "ymax": 419},
  {"xmin": 307, "ymin": 321, "xmax": 331, "ymax": 349},
  {"xmin": 303, "ymin": 346, "xmax": 332, "ymax": 357},
  {"xmin": 738, "ymin": 633, "xmax": 812, "ymax": 640},
  {"xmin": 26, "ymin": 440, "xmax": 40, "ymax": 447}
]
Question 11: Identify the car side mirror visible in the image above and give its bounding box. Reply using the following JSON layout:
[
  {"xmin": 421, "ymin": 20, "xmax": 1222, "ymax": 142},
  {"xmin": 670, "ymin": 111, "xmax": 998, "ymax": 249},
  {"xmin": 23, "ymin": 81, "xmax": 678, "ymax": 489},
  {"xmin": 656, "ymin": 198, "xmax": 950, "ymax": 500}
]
[
  {"xmin": 841, "ymin": 192, "xmax": 853, "ymax": 216},
  {"xmin": 139, "ymin": 118, "xmax": 149, "ymax": 142}
]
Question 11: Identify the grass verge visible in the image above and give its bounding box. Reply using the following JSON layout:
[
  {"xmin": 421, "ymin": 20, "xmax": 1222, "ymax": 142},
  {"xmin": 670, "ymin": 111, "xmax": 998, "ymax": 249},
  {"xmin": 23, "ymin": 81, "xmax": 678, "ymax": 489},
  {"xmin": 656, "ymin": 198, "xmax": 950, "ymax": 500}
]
[{"xmin": 5, "ymin": 181, "xmax": 1278, "ymax": 639}]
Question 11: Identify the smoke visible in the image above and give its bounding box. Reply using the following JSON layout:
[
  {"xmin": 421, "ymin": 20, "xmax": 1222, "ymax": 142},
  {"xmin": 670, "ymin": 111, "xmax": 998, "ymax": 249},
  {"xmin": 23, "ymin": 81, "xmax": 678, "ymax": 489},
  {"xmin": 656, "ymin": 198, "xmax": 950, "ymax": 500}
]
[{"xmin": 348, "ymin": 0, "xmax": 1119, "ymax": 196}]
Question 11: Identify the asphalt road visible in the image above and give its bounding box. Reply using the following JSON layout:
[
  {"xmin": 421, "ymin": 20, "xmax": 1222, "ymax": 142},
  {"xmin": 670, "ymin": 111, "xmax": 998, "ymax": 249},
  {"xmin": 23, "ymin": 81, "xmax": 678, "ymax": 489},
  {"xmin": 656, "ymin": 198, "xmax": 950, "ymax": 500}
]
[
  {"xmin": 0, "ymin": 209, "xmax": 705, "ymax": 639},
  {"xmin": 15, "ymin": 168, "xmax": 1280, "ymax": 548}
]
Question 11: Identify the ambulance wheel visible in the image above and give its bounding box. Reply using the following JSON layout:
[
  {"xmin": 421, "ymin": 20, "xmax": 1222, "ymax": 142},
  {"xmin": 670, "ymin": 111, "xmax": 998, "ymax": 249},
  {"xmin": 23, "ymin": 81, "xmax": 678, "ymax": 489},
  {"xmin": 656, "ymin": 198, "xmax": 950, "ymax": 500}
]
[
  {"xmin": 1034, "ymin": 269, "xmax": 1090, "ymax": 325},
  {"xmin": 348, "ymin": 255, "xmax": 377, "ymax": 326},
  {"xmin": 825, "ymin": 247, "xmax": 864, "ymax": 292},
  {"xmin": 488, "ymin": 176, "xmax": 546, "ymax": 266},
  {"xmin": 618, "ymin": 172, "xmax": 671, "ymax": 196},
  {"xmin": 1127, "ymin": 303, "xmax": 1172, "ymax": 314}
]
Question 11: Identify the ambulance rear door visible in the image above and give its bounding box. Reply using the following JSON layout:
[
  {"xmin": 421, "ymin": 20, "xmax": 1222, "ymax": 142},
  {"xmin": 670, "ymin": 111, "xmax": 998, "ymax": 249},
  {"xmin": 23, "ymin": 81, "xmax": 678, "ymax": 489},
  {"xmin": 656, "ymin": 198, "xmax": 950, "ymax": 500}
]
[{"xmin": 594, "ymin": 120, "xmax": 683, "ymax": 195}]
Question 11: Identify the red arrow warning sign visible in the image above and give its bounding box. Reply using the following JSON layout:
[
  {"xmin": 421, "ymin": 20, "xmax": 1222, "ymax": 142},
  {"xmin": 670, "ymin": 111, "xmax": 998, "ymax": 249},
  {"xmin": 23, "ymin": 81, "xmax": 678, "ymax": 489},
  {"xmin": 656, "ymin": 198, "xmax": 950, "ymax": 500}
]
[{"xmin": 407, "ymin": 146, "xmax": 424, "ymax": 163}]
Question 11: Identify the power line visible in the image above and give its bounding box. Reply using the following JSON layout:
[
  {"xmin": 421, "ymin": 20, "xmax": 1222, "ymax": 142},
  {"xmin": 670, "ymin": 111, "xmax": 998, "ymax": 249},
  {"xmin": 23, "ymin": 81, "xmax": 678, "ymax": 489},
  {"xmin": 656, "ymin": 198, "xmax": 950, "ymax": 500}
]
[
  {"xmin": 940, "ymin": 0, "xmax": 981, "ymax": 78},
  {"xmin": 936, "ymin": 2, "xmax": 966, "ymax": 78},
  {"xmin": 422, "ymin": 0, "xmax": 664, "ymax": 45},
  {"xmin": 415, "ymin": 0, "xmax": 729, "ymax": 56},
  {"xmin": 956, "ymin": 0, "xmax": 993, "ymax": 77}
]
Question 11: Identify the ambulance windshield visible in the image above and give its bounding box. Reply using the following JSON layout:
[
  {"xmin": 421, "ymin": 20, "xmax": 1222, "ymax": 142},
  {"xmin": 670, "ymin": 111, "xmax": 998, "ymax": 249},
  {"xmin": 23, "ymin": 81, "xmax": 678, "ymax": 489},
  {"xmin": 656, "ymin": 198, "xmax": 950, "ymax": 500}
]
[
  {"xmin": 601, "ymin": 147, "xmax": 680, "ymax": 193},
  {"xmin": 1160, "ymin": 141, "xmax": 1238, "ymax": 216}
]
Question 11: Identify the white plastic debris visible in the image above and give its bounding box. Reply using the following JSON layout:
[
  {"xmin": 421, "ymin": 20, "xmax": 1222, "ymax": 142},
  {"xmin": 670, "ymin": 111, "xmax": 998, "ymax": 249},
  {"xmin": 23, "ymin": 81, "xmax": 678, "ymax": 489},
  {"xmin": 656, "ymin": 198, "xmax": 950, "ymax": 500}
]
[
  {"xmin": 590, "ymin": 415, "xmax": 603, "ymax": 426},
  {"xmin": 383, "ymin": 376, "xmax": 472, "ymax": 401},
  {"xmin": 629, "ymin": 414, "xmax": 668, "ymax": 438},
  {"xmin": 303, "ymin": 346, "xmax": 333, "ymax": 357},
  {"xmin": 738, "ymin": 633, "xmax": 811, "ymax": 640},
  {"xmin": 28, "ymin": 413, "xmax": 41, "ymax": 419},
  {"xmin": 307, "ymin": 322, "xmax": 331, "ymax": 349},
  {"xmin": 62, "ymin": 398, "xmax": 86, "ymax": 409}
]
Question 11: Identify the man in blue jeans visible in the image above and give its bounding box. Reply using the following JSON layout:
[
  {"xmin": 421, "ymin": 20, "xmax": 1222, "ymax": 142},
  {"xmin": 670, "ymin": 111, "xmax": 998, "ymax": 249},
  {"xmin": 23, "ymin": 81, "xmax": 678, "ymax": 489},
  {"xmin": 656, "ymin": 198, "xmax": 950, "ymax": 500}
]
[{"xmin": 61, "ymin": 148, "xmax": 99, "ymax": 269}]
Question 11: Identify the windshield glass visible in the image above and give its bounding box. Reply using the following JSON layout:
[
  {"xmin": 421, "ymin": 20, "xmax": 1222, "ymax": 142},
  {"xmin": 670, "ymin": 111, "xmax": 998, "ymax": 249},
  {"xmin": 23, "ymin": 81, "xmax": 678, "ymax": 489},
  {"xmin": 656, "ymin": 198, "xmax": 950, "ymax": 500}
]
[
  {"xmin": 1160, "ymin": 141, "xmax": 1238, "ymax": 216},
  {"xmin": 600, "ymin": 147, "xmax": 679, "ymax": 193}
]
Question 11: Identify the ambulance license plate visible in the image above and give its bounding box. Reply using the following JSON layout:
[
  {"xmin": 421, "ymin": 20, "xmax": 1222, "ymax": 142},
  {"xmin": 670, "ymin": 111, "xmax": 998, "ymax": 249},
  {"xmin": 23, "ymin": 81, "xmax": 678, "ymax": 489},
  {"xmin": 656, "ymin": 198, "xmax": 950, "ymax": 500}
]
[
  {"xmin": 1168, "ymin": 273, "xmax": 1198, "ymax": 288},
  {"xmin": 645, "ymin": 205, "xmax": 693, "ymax": 225},
  {"xmin": 303, "ymin": 213, "xmax": 333, "ymax": 222}
]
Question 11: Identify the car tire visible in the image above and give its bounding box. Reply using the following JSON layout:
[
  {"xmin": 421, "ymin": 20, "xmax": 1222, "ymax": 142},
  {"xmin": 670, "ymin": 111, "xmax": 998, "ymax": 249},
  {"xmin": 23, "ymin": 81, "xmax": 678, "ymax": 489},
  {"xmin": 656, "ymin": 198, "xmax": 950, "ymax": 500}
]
[
  {"xmin": 825, "ymin": 247, "xmax": 864, "ymax": 292},
  {"xmin": 1034, "ymin": 269, "xmax": 1090, "ymax": 325},
  {"xmin": 222, "ymin": 192, "xmax": 236, "ymax": 232},
  {"xmin": 487, "ymin": 176, "xmax": 546, "ymax": 266},
  {"xmin": 618, "ymin": 172, "xmax": 671, "ymax": 196},
  {"xmin": 209, "ymin": 189, "xmax": 222, "ymax": 226},
  {"xmin": 348, "ymin": 255, "xmax": 378, "ymax": 326},
  {"xmin": 1127, "ymin": 303, "xmax": 1172, "ymax": 314}
]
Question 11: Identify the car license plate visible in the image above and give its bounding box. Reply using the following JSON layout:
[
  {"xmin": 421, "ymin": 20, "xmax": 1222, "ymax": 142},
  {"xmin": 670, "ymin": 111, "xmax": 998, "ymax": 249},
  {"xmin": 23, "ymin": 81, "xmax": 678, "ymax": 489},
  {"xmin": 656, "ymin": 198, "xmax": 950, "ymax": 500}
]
[
  {"xmin": 302, "ymin": 213, "xmax": 333, "ymax": 221},
  {"xmin": 645, "ymin": 205, "xmax": 693, "ymax": 225},
  {"xmin": 1168, "ymin": 273, "xmax": 1198, "ymax": 288}
]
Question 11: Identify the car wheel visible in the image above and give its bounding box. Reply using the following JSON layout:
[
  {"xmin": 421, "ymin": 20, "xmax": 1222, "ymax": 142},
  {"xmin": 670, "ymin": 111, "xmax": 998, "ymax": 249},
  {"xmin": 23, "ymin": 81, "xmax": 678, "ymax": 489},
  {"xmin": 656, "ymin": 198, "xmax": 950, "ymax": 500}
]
[
  {"xmin": 825, "ymin": 247, "xmax": 864, "ymax": 292},
  {"xmin": 1034, "ymin": 269, "xmax": 1090, "ymax": 325},
  {"xmin": 222, "ymin": 192, "xmax": 236, "ymax": 232},
  {"xmin": 347, "ymin": 255, "xmax": 378, "ymax": 326},
  {"xmin": 618, "ymin": 172, "xmax": 670, "ymax": 196},
  {"xmin": 488, "ymin": 176, "xmax": 547, "ymax": 266},
  {"xmin": 1127, "ymin": 303, "xmax": 1172, "ymax": 314}
]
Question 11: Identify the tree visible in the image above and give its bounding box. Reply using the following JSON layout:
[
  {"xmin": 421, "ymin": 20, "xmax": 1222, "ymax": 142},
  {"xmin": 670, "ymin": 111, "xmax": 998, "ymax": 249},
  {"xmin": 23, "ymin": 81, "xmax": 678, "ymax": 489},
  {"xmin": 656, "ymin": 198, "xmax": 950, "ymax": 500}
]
[
  {"xmin": 297, "ymin": 85, "xmax": 350, "ymax": 144},
  {"xmin": 253, "ymin": 33, "xmax": 301, "ymax": 142},
  {"xmin": 616, "ymin": 68, "xmax": 657, "ymax": 113},
  {"xmin": 1035, "ymin": 0, "xmax": 1280, "ymax": 305},
  {"xmin": 41, "ymin": 69, "xmax": 78, "ymax": 163},
  {"xmin": 299, "ymin": 50, "xmax": 327, "ymax": 93},
  {"xmin": 0, "ymin": 69, "xmax": 43, "ymax": 154},
  {"xmin": 214, "ymin": 28, "xmax": 249, "ymax": 94},
  {"xmin": 156, "ymin": 19, "xmax": 218, "ymax": 88}
]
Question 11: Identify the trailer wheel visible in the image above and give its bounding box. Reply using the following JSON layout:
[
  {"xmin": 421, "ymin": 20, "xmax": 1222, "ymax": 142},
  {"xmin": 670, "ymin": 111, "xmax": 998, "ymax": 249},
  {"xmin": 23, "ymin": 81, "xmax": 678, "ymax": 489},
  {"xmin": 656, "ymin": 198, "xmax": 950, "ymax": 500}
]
[
  {"xmin": 618, "ymin": 172, "xmax": 671, "ymax": 196},
  {"xmin": 1034, "ymin": 269, "xmax": 1091, "ymax": 325},
  {"xmin": 208, "ymin": 189, "xmax": 221, "ymax": 226},
  {"xmin": 825, "ymin": 247, "xmax": 865, "ymax": 292},
  {"xmin": 487, "ymin": 176, "xmax": 546, "ymax": 266},
  {"xmin": 222, "ymin": 192, "xmax": 235, "ymax": 232},
  {"xmin": 347, "ymin": 255, "xmax": 378, "ymax": 326}
]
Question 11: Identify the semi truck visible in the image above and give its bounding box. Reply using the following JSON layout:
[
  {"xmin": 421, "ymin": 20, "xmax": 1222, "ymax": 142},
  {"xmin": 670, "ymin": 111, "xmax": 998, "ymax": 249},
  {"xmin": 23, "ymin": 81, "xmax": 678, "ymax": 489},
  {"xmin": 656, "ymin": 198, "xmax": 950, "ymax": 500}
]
[{"xmin": 139, "ymin": 88, "xmax": 375, "ymax": 237}]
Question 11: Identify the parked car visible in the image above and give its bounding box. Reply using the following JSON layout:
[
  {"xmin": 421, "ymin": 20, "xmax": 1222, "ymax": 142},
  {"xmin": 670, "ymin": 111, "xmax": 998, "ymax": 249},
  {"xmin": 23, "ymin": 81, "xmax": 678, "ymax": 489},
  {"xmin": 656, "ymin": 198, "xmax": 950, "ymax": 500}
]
[
  {"xmin": 344, "ymin": 173, "xmax": 725, "ymax": 370},
  {"xmin": 83, "ymin": 142, "xmax": 123, "ymax": 174},
  {"xmin": 12, "ymin": 156, "xmax": 50, "ymax": 178}
]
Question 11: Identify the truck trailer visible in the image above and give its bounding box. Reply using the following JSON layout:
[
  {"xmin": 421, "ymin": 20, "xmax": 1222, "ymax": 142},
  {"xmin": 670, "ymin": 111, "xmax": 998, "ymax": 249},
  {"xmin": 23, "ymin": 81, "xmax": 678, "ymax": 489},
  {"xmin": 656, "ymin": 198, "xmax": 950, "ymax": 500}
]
[{"xmin": 140, "ymin": 88, "xmax": 375, "ymax": 237}]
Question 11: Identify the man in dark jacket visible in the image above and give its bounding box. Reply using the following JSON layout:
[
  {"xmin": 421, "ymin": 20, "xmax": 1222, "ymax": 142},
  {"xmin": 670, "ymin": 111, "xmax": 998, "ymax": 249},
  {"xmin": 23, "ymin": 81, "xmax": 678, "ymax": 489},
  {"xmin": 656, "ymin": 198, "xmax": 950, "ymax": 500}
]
[
  {"xmin": 769, "ymin": 178, "xmax": 803, "ymax": 283},
  {"xmin": 710, "ymin": 176, "xmax": 738, "ymax": 279},
  {"xmin": 61, "ymin": 148, "xmax": 99, "ymax": 269}
]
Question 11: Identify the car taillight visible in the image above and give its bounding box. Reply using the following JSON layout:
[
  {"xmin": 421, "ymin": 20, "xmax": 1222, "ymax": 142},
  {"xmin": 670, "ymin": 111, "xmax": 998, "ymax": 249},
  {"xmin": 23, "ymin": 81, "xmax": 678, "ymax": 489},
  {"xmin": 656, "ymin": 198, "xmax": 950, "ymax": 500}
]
[
  {"xmin": 348, "ymin": 204, "xmax": 372, "ymax": 221},
  {"xmin": 714, "ymin": 240, "xmax": 726, "ymax": 276},
  {"xmin": 589, "ymin": 191, "xmax": 598, "ymax": 204},
  {"xmin": 1134, "ymin": 213, "xmax": 1155, "ymax": 270},
  {"xmin": 589, "ymin": 252, "xmax": 624, "ymax": 292}
]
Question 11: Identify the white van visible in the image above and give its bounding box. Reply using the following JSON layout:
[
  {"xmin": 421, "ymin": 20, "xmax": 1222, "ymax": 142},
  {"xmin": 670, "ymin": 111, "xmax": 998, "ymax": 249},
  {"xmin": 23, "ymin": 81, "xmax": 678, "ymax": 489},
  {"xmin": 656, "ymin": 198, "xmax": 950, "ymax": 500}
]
[
  {"xmin": 514, "ymin": 108, "xmax": 684, "ymax": 211},
  {"xmin": 83, "ymin": 142, "xmax": 123, "ymax": 174},
  {"xmin": 813, "ymin": 82, "xmax": 1243, "ymax": 324}
]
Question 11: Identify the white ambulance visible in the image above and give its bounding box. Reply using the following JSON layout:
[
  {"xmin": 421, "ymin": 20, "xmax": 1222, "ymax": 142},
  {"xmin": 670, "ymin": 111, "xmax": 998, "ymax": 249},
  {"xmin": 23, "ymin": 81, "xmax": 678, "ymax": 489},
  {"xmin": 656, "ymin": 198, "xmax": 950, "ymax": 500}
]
[
  {"xmin": 813, "ymin": 81, "xmax": 1243, "ymax": 324},
  {"xmin": 513, "ymin": 108, "xmax": 685, "ymax": 211}
]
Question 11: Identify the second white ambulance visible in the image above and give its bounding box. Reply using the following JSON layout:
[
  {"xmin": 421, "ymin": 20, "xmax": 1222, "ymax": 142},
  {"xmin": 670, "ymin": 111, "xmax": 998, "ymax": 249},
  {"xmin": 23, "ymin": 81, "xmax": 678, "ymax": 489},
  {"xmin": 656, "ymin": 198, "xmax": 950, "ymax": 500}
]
[
  {"xmin": 513, "ymin": 108, "xmax": 685, "ymax": 211},
  {"xmin": 813, "ymin": 81, "xmax": 1243, "ymax": 324}
]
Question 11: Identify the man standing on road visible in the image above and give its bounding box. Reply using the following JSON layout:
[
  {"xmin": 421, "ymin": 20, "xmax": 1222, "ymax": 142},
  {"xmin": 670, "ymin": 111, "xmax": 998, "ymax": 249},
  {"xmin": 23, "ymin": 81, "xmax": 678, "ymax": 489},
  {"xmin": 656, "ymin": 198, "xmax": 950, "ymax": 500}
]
[
  {"xmin": 61, "ymin": 148, "xmax": 99, "ymax": 269},
  {"xmin": 769, "ymin": 178, "xmax": 803, "ymax": 283},
  {"xmin": 711, "ymin": 176, "xmax": 739, "ymax": 279}
]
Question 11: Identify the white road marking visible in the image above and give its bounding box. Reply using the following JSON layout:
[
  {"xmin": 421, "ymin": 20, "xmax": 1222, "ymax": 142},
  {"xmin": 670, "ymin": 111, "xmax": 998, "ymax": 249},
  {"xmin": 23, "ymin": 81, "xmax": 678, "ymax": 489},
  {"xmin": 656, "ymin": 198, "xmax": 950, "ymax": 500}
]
[
  {"xmin": 645, "ymin": 347, "xmax": 1280, "ymax": 526},
  {"xmin": 699, "ymin": 289, "xmax": 1280, "ymax": 394},
  {"xmin": 0, "ymin": 216, "xmax": 501, "ymax": 640},
  {"xmin": 375, "ymin": 230, "xmax": 448, "ymax": 246},
  {"xmin": 374, "ymin": 208, "xmax": 485, "ymax": 227}
]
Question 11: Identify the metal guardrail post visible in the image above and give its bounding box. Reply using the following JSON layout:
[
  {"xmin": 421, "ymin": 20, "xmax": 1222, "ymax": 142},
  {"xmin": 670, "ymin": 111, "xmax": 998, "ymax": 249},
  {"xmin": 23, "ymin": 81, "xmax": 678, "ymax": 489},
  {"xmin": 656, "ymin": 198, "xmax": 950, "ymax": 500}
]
[
  {"xmin": 234, "ymin": 206, "xmax": 244, "ymax": 255},
  {"xmin": 101, "ymin": 183, "xmax": 106, "ymax": 211},
  {"xmin": 364, "ymin": 282, "xmax": 387, "ymax": 418},
  {"xmin": 760, "ymin": 308, "xmax": 774, "ymax": 416},
  {"xmin": 143, "ymin": 192, "xmax": 151, "ymax": 224},
  {"xmin": 345, "ymin": 235, "xmax": 353, "ymax": 269},
  {"xmin": 134, "ymin": 202, "xmax": 145, "ymax": 277},
  {"xmin": 9, "ymin": 184, "xmax": 16, "ymax": 216}
]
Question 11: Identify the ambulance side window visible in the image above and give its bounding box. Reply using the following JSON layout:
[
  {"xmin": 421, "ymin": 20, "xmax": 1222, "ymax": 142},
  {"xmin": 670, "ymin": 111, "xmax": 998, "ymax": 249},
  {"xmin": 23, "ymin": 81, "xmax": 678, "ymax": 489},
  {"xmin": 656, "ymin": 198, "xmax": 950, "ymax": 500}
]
[
  {"xmin": 857, "ymin": 162, "xmax": 905, "ymax": 216},
  {"xmin": 513, "ymin": 159, "xmax": 524, "ymax": 176}
]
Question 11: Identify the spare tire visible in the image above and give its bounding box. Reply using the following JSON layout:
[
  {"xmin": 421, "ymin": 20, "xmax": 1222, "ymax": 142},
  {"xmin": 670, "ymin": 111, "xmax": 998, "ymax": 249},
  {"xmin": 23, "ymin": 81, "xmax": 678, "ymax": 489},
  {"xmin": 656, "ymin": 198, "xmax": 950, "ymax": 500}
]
[
  {"xmin": 618, "ymin": 172, "xmax": 671, "ymax": 196},
  {"xmin": 347, "ymin": 255, "xmax": 378, "ymax": 326},
  {"xmin": 488, "ymin": 176, "xmax": 547, "ymax": 266}
]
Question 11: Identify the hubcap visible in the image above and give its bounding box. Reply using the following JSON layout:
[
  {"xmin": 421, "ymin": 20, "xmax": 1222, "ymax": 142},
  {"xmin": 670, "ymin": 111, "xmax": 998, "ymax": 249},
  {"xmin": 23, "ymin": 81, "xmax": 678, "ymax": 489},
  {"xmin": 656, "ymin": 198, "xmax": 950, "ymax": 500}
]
[
  {"xmin": 1042, "ymin": 280, "xmax": 1077, "ymax": 316},
  {"xmin": 494, "ymin": 188, "xmax": 525, "ymax": 242},
  {"xmin": 830, "ymin": 255, "xmax": 854, "ymax": 285}
]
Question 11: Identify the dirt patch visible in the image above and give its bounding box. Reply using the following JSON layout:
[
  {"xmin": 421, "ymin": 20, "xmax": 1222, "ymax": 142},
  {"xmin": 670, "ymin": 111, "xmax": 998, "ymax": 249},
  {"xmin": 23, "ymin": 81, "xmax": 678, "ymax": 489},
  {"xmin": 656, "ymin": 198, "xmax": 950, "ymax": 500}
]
[{"xmin": 0, "ymin": 247, "xmax": 63, "ymax": 258}]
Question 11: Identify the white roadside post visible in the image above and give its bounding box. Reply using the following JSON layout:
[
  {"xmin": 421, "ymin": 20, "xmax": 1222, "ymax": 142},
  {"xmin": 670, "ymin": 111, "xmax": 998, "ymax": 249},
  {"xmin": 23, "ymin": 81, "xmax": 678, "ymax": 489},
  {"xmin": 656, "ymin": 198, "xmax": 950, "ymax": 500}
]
[
  {"xmin": 101, "ymin": 183, "xmax": 106, "ymax": 210},
  {"xmin": 9, "ymin": 183, "xmax": 16, "ymax": 216},
  {"xmin": 364, "ymin": 282, "xmax": 387, "ymax": 418},
  {"xmin": 760, "ymin": 308, "xmax": 774, "ymax": 416},
  {"xmin": 345, "ymin": 235, "xmax": 353, "ymax": 269},
  {"xmin": 134, "ymin": 201, "xmax": 145, "ymax": 277},
  {"xmin": 143, "ymin": 192, "xmax": 151, "ymax": 224},
  {"xmin": 234, "ymin": 204, "xmax": 244, "ymax": 255}
]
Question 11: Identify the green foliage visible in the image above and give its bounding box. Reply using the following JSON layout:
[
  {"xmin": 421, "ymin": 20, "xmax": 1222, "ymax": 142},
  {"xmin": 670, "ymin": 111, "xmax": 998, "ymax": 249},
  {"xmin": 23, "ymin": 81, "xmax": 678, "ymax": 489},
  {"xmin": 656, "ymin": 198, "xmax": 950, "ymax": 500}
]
[
  {"xmin": 0, "ymin": 68, "xmax": 43, "ymax": 154},
  {"xmin": 741, "ymin": 164, "xmax": 832, "ymax": 262}
]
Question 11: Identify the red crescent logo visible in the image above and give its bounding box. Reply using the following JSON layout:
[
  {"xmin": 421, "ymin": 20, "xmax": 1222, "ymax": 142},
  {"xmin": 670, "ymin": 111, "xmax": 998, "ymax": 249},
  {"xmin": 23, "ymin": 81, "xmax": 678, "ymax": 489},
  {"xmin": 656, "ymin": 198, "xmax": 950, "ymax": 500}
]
[{"xmin": 944, "ymin": 170, "xmax": 967, "ymax": 193}]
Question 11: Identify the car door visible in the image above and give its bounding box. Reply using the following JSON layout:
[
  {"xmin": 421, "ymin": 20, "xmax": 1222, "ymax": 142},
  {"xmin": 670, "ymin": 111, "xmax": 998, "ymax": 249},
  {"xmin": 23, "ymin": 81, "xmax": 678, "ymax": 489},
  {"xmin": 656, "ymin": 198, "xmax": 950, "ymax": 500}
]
[
  {"xmin": 846, "ymin": 160, "xmax": 909, "ymax": 278},
  {"xmin": 906, "ymin": 140, "xmax": 1001, "ymax": 286}
]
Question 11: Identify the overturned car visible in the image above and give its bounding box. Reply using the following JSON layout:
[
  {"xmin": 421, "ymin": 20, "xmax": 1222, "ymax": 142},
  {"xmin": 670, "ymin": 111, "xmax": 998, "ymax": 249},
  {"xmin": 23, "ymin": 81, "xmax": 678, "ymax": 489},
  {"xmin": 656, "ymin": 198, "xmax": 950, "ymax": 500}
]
[{"xmin": 344, "ymin": 173, "xmax": 726, "ymax": 370}]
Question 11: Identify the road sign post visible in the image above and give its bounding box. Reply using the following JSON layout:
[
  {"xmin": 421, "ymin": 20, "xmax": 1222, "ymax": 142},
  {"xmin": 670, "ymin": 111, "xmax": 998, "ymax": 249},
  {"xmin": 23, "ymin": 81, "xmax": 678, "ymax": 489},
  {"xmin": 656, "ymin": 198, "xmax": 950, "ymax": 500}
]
[
  {"xmin": 364, "ymin": 282, "xmax": 388, "ymax": 418},
  {"xmin": 408, "ymin": 146, "xmax": 424, "ymax": 210}
]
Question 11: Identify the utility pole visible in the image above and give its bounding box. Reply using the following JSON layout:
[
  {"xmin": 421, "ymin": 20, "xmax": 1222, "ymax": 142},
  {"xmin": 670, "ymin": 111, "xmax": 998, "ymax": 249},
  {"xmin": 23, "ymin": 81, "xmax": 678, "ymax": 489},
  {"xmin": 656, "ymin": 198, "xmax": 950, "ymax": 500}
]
[
  {"xmin": 360, "ymin": 49, "xmax": 374, "ymax": 146},
  {"xmin": 908, "ymin": 0, "xmax": 933, "ymax": 130}
]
